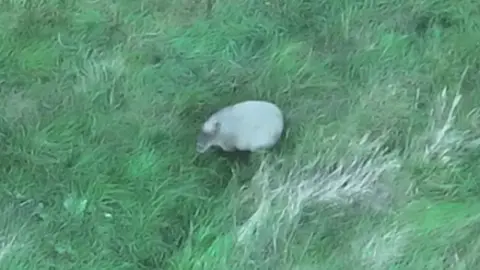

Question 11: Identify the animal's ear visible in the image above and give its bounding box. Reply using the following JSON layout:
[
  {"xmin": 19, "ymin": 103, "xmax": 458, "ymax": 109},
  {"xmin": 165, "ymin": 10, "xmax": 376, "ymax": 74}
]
[{"xmin": 213, "ymin": 121, "xmax": 221, "ymax": 133}]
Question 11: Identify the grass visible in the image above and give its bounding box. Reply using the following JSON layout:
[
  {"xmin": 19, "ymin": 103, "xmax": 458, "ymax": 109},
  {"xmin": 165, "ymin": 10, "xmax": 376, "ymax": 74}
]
[{"xmin": 0, "ymin": 0, "xmax": 479, "ymax": 269}]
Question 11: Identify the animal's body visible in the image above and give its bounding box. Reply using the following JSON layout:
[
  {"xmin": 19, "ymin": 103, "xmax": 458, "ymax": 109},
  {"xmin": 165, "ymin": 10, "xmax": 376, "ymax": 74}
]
[{"xmin": 196, "ymin": 100, "xmax": 284, "ymax": 153}]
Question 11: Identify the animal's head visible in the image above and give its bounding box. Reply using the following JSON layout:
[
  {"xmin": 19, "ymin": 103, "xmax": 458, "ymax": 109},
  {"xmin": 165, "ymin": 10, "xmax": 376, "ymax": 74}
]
[{"xmin": 196, "ymin": 120, "xmax": 221, "ymax": 153}]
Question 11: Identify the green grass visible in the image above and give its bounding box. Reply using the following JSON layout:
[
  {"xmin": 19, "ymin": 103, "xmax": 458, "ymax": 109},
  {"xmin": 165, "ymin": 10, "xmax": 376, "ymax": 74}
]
[{"xmin": 0, "ymin": 0, "xmax": 480, "ymax": 269}]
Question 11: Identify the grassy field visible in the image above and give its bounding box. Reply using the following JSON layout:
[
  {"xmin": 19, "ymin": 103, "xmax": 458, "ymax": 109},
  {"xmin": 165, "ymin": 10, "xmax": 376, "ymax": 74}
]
[{"xmin": 0, "ymin": 0, "xmax": 480, "ymax": 269}]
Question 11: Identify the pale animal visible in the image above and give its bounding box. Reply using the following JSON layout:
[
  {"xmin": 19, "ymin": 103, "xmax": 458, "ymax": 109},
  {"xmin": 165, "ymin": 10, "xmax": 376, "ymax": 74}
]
[{"xmin": 196, "ymin": 100, "xmax": 284, "ymax": 153}]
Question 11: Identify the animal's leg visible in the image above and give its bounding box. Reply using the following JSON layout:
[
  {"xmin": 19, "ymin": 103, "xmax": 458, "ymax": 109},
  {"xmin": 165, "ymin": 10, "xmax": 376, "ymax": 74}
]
[
  {"xmin": 221, "ymin": 144, "xmax": 237, "ymax": 152},
  {"xmin": 219, "ymin": 134, "xmax": 238, "ymax": 152}
]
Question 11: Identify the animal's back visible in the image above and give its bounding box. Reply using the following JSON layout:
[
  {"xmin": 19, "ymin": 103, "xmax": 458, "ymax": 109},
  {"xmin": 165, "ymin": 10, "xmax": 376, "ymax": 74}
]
[{"xmin": 228, "ymin": 101, "xmax": 284, "ymax": 151}]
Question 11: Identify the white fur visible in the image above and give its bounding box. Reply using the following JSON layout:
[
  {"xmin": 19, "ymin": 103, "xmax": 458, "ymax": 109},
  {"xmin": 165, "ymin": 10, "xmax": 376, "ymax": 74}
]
[{"xmin": 198, "ymin": 100, "xmax": 284, "ymax": 152}]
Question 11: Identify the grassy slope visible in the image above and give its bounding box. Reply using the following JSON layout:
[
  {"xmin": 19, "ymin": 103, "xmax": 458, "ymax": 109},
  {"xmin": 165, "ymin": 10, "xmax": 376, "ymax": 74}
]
[{"xmin": 0, "ymin": 0, "xmax": 480, "ymax": 269}]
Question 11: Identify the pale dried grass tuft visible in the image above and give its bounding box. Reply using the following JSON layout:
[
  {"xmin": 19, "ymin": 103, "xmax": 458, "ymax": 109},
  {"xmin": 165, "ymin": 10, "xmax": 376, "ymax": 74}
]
[
  {"xmin": 237, "ymin": 133, "xmax": 400, "ymax": 245},
  {"xmin": 420, "ymin": 87, "xmax": 480, "ymax": 166},
  {"xmin": 352, "ymin": 226, "xmax": 410, "ymax": 270}
]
